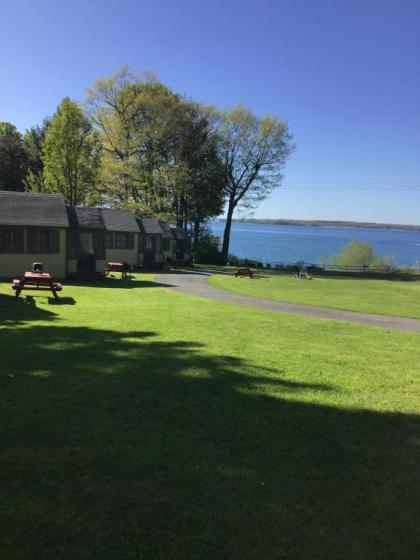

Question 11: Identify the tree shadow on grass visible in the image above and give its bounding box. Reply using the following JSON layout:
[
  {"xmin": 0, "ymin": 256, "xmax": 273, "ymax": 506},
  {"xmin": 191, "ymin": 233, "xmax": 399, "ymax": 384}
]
[
  {"xmin": 47, "ymin": 297, "xmax": 77, "ymax": 305},
  {"xmin": 66, "ymin": 277, "xmax": 176, "ymax": 289},
  {"xmin": 0, "ymin": 293, "xmax": 57, "ymax": 324},
  {"xmin": 0, "ymin": 325, "xmax": 419, "ymax": 559}
]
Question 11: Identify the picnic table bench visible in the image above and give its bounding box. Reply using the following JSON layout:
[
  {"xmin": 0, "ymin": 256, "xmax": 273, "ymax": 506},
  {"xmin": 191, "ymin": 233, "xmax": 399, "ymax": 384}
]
[
  {"xmin": 12, "ymin": 271, "xmax": 63, "ymax": 301},
  {"xmin": 234, "ymin": 268, "xmax": 254, "ymax": 278},
  {"xmin": 106, "ymin": 261, "xmax": 131, "ymax": 279}
]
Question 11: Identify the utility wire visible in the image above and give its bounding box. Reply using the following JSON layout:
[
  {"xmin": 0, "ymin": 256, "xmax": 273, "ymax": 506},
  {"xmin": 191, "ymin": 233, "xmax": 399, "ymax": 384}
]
[{"xmin": 281, "ymin": 185, "xmax": 420, "ymax": 191}]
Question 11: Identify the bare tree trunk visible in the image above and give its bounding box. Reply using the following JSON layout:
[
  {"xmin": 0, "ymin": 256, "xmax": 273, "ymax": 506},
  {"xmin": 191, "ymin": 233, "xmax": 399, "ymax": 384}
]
[{"xmin": 221, "ymin": 199, "xmax": 235, "ymax": 263}]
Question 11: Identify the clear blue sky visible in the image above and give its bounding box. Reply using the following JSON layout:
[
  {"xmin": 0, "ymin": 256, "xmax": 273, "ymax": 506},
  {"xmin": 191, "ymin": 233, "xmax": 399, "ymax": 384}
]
[{"xmin": 1, "ymin": 0, "xmax": 419, "ymax": 223}]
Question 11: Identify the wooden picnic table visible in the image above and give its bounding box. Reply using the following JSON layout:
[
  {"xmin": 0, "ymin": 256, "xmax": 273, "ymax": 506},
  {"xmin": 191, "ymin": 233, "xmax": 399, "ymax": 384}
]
[
  {"xmin": 234, "ymin": 267, "xmax": 254, "ymax": 278},
  {"xmin": 12, "ymin": 271, "xmax": 63, "ymax": 301},
  {"xmin": 106, "ymin": 261, "xmax": 131, "ymax": 279}
]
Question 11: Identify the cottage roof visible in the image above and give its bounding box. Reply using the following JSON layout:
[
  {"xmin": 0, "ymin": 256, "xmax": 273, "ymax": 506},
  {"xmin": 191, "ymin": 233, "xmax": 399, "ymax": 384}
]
[
  {"xmin": 102, "ymin": 208, "xmax": 140, "ymax": 232},
  {"xmin": 171, "ymin": 227, "xmax": 189, "ymax": 240},
  {"xmin": 158, "ymin": 221, "xmax": 175, "ymax": 239},
  {"xmin": 0, "ymin": 190, "xmax": 69, "ymax": 228},
  {"xmin": 137, "ymin": 218, "xmax": 164, "ymax": 235},
  {"xmin": 67, "ymin": 207, "xmax": 105, "ymax": 229}
]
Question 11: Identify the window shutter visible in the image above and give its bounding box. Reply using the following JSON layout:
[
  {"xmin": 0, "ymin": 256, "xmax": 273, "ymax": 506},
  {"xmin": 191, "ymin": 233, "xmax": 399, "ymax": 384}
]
[
  {"xmin": 67, "ymin": 230, "xmax": 81, "ymax": 258},
  {"xmin": 94, "ymin": 231, "xmax": 106, "ymax": 259},
  {"xmin": 27, "ymin": 229, "xmax": 35, "ymax": 252},
  {"xmin": 106, "ymin": 232, "xmax": 113, "ymax": 249},
  {"xmin": 48, "ymin": 230, "xmax": 60, "ymax": 253},
  {"xmin": 127, "ymin": 233, "xmax": 135, "ymax": 250}
]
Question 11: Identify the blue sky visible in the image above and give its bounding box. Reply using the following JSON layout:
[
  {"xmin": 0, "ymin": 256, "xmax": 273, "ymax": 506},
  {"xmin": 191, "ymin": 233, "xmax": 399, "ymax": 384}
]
[{"xmin": 1, "ymin": 0, "xmax": 419, "ymax": 223}]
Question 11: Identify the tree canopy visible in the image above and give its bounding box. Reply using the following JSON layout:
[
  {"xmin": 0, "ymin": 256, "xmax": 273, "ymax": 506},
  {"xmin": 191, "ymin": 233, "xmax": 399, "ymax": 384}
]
[
  {"xmin": 23, "ymin": 118, "xmax": 50, "ymax": 192},
  {"xmin": 87, "ymin": 66, "xmax": 226, "ymax": 230},
  {"xmin": 43, "ymin": 98, "xmax": 101, "ymax": 206},
  {"xmin": 217, "ymin": 104, "xmax": 295, "ymax": 260},
  {"xmin": 0, "ymin": 67, "xmax": 295, "ymax": 254},
  {"xmin": 0, "ymin": 122, "xmax": 28, "ymax": 191}
]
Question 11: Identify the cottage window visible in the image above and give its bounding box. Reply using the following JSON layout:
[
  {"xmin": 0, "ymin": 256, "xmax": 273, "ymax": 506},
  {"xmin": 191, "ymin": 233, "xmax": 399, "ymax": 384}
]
[
  {"xmin": 115, "ymin": 233, "xmax": 134, "ymax": 250},
  {"xmin": 106, "ymin": 232, "xmax": 113, "ymax": 249},
  {"xmin": 115, "ymin": 232, "xmax": 128, "ymax": 249},
  {"xmin": 162, "ymin": 239, "xmax": 171, "ymax": 251},
  {"xmin": 0, "ymin": 229, "xmax": 24, "ymax": 253},
  {"xmin": 27, "ymin": 229, "xmax": 49, "ymax": 253}
]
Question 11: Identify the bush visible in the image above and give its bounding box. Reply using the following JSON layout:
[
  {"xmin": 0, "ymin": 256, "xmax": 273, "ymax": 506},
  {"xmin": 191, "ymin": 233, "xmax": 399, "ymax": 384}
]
[
  {"xmin": 328, "ymin": 240, "xmax": 395, "ymax": 269},
  {"xmin": 191, "ymin": 233, "xmax": 223, "ymax": 264}
]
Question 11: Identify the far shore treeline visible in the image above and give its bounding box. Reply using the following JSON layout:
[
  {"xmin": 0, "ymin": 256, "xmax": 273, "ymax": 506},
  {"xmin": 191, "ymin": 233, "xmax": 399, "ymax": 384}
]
[
  {"xmin": 0, "ymin": 66, "xmax": 294, "ymax": 262},
  {"xmin": 230, "ymin": 218, "xmax": 420, "ymax": 231}
]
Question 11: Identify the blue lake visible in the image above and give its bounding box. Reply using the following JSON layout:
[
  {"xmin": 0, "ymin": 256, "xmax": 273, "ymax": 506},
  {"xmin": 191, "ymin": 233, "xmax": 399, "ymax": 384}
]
[{"xmin": 209, "ymin": 220, "xmax": 420, "ymax": 266}]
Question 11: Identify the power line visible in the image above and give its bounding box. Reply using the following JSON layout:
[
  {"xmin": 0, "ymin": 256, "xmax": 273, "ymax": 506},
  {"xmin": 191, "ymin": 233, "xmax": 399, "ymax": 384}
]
[{"xmin": 281, "ymin": 185, "xmax": 420, "ymax": 191}]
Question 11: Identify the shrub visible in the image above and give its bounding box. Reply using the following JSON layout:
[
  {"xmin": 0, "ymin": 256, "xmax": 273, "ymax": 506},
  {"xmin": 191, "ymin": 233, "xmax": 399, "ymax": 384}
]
[
  {"xmin": 328, "ymin": 240, "xmax": 395, "ymax": 269},
  {"xmin": 191, "ymin": 232, "xmax": 223, "ymax": 264}
]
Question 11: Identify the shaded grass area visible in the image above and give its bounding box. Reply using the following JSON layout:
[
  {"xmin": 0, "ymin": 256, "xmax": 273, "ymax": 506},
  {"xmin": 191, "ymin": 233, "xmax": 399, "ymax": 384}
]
[
  {"xmin": 209, "ymin": 273, "xmax": 420, "ymax": 318},
  {"xmin": 1, "ymin": 275, "xmax": 420, "ymax": 559}
]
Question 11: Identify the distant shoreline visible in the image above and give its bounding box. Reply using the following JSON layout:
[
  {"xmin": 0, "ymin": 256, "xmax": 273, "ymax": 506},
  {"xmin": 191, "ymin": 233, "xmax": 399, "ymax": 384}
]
[{"xmin": 223, "ymin": 218, "xmax": 420, "ymax": 232}]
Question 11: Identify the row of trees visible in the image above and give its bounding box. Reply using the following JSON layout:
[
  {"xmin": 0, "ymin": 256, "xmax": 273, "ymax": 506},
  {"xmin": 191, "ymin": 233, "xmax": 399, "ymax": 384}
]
[{"xmin": 0, "ymin": 67, "xmax": 295, "ymax": 260}]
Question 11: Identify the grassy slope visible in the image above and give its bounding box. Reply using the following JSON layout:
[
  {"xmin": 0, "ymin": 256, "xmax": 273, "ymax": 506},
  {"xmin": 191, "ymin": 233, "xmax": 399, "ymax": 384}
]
[
  {"xmin": 1, "ymin": 275, "xmax": 419, "ymax": 559},
  {"xmin": 209, "ymin": 273, "xmax": 420, "ymax": 318}
]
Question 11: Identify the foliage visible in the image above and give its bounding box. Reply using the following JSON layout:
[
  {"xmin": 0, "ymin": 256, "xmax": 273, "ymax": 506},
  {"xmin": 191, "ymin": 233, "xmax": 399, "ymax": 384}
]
[
  {"xmin": 0, "ymin": 122, "xmax": 28, "ymax": 191},
  {"xmin": 22, "ymin": 119, "xmax": 50, "ymax": 192},
  {"xmin": 87, "ymin": 66, "xmax": 225, "ymax": 228},
  {"xmin": 43, "ymin": 98, "xmax": 101, "ymax": 205},
  {"xmin": 328, "ymin": 239, "xmax": 395, "ymax": 269},
  {"xmin": 191, "ymin": 229, "xmax": 223, "ymax": 264},
  {"xmin": 217, "ymin": 104, "xmax": 295, "ymax": 260}
]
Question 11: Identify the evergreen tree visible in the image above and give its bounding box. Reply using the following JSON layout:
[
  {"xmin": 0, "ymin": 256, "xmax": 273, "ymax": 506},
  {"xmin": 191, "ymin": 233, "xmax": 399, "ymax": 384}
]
[{"xmin": 0, "ymin": 122, "xmax": 28, "ymax": 191}]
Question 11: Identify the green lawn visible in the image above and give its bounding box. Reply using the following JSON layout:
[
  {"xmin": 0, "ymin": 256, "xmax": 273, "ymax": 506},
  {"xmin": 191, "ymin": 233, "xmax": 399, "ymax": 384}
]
[
  {"xmin": 209, "ymin": 272, "xmax": 420, "ymax": 318},
  {"xmin": 1, "ymin": 275, "xmax": 419, "ymax": 559}
]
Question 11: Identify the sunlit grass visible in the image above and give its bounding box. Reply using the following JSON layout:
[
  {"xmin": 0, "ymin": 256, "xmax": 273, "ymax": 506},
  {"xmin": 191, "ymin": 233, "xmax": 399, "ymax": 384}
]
[
  {"xmin": 1, "ymin": 275, "xmax": 419, "ymax": 558},
  {"xmin": 210, "ymin": 272, "xmax": 420, "ymax": 318}
]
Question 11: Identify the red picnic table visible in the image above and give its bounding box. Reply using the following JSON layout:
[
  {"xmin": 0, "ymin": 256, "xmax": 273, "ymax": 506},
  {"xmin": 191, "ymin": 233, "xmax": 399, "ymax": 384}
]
[
  {"xmin": 105, "ymin": 261, "xmax": 131, "ymax": 279},
  {"xmin": 12, "ymin": 271, "xmax": 63, "ymax": 301}
]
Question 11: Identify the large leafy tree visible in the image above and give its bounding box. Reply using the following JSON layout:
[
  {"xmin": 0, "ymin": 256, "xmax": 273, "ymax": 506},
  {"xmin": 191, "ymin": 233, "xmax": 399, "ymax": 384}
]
[
  {"xmin": 217, "ymin": 105, "xmax": 295, "ymax": 261},
  {"xmin": 172, "ymin": 102, "xmax": 226, "ymax": 242},
  {"xmin": 0, "ymin": 122, "xmax": 28, "ymax": 191},
  {"xmin": 87, "ymin": 66, "xmax": 226, "ymax": 230},
  {"xmin": 43, "ymin": 98, "xmax": 101, "ymax": 206}
]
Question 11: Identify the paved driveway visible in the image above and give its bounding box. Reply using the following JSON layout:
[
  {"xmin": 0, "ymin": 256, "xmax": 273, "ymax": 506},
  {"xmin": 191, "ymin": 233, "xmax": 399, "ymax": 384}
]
[{"xmin": 157, "ymin": 271, "xmax": 420, "ymax": 333}]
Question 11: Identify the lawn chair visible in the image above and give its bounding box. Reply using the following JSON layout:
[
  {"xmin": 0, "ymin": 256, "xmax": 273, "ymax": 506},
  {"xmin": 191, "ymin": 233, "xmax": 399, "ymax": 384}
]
[{"xmin": 295, "ymin": 265, "xmax": 313, "ymax": 280}]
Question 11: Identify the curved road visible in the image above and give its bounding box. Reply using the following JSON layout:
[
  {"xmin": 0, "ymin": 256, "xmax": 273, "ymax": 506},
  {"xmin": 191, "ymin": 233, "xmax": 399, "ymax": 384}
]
[{"xmin": 157, "ymin": 271, "xmax": 420, "ymax": 333}]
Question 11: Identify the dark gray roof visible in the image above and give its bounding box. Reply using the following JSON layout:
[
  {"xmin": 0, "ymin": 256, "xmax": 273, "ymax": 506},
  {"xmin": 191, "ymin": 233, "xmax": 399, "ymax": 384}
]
[
  {"xmin": 67, "ymin": 207, "xmax": 105, "ymax": 229},
  {"xmin": 171, "ymin": 227, "xmax": 189, "ymax": 240},
  {"xmin": 102, "ymin": 208, "xmax": 139, "ymax": 232},
  {"xmin": 138, "ymin": 218, "xmax": 164, "ymax": 235},
  {"xmin": 0, "ymin": 190, "xmax": 69, "ymax": 228},
  {"xmin": 158, "ymin": 221, "xmax": 175, "ymax": 239}
]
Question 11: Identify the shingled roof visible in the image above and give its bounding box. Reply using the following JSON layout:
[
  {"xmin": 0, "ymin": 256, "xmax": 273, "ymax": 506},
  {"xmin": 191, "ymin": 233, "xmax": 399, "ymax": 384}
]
[
  {"xmin": 102, "ymin": 209, "xmax": 140, "ymax": 232},
  {"xmin": 158, "ymin": 221, "xmax": 175, "ymax": 239},
  {"xmin": 171, "ymin": 226, "xmax": 189, "ymax": 240},
  {"xmin": 0, "ymin": 190, "xmax": 69, "ymax": 228},
  {"xmin": 137, "ymin": 218, "xmax": 164, "ymax": 235},
  {"xmin": 66, "ymin": 207, "xmax": 105, "ymax": 229}
]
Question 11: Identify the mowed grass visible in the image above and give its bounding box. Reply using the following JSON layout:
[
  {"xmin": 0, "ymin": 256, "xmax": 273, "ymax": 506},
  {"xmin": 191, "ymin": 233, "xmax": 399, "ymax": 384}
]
[
  {"xmin": 210, "ymin": 272, "xmax": 420, "ymax": 318},
  {"xmin": 1, "ymin": 275, "xmax": 420, "ymax": 559}
]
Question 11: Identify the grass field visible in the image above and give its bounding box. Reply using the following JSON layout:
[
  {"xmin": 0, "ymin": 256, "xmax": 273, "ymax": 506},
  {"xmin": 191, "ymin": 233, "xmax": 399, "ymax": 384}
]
[
  {"xmin": 1, "ymin": 275, "xmax": 420, "ymax": 559},
  {"xmin": 209, "ymin": 272, "xmax": 420, "ymax": 318}
]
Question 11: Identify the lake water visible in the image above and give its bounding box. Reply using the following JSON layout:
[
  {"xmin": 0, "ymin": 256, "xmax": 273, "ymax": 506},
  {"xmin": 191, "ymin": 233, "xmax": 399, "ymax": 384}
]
[{"xmin": 209, "ymin": 220, "xmax": 420, "ymax": 266}]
